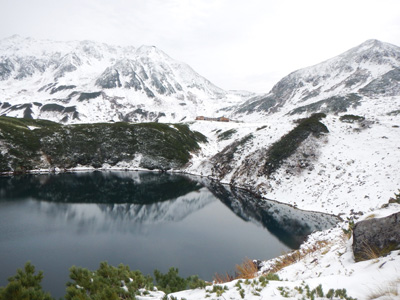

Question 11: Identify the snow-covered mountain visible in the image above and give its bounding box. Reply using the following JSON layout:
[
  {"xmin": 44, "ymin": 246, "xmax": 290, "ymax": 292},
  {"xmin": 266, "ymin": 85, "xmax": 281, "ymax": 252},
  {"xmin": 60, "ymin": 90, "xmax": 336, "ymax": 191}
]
[
  {"xmin": 0, "ymin": 35, "xmax": 247, "ymax": 123},
  {"xmin": 185, "ymin": 39, "xmax": 400, "ymax": 217},
  {"xmin": 235, "ymin": 39, "xmax": 400, "ymax": 119}
]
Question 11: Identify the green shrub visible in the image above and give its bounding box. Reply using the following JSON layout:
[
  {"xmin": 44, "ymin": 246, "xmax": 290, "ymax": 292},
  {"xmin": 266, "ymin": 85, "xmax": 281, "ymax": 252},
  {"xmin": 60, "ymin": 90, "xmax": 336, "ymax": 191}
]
[
  {"xmin": 65, "ymin": 262, "xmax": 153, "ymax": 300},
  {"xmin": 290, "ymin": 93, "xmax": 362, "ymax": 115},
  {"xmin": 339, "ymin": 114, "xmax": 365, "ymax": 123},
  {"xmin": 217, "ymin": 129, "xmax": 237, "ymax": 141},
  {"xmin": 0, "ymin": 262, "xmax": 53, "ymax": 300},
  {"xmin": 265, "ymin": 273, "xmax": 280, "ymax": 281},
  {"xmin": 292, "ymin": 283, "xmax": 356, "ymax": 300},
  {"xmin": 154, "ymin": 267, "xmax": 207, "ymax": 294},
  {"xmin": 262, "ymin": 113, "xmax": 328, "ymax": 176},
  {"xmin": 0, "ymin": 117, "xmax": 206, "ymax": 172}
]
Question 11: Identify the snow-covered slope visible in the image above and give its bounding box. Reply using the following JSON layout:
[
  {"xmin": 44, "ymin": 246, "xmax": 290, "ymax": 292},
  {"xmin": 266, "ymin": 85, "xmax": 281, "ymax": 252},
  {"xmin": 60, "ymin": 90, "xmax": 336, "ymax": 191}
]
[
  {"xmin": 0, "ymin": 35, "xmax": 248, "ymax": 123},
  {"xmin": 235, "ymin": 39, "xmax": 400, "ymax": 119},
  {"xmin": 184, "ymin": 39, "xmax": 400, "ymax": 218}
]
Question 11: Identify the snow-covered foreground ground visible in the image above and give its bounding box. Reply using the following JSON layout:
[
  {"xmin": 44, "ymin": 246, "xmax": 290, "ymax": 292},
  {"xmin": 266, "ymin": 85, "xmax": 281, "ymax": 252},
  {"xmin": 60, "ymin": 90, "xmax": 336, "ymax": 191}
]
[
  {"xmin": 136, "ymin": 205, "xmax": 400, "ymax": 300},
  {"xmin": 185, "ymin": 101, "xmax": 400, "ymax": 217},
  {"xmin": 152, "ymin": 105, "xmax": 399, "ymax": 299}
]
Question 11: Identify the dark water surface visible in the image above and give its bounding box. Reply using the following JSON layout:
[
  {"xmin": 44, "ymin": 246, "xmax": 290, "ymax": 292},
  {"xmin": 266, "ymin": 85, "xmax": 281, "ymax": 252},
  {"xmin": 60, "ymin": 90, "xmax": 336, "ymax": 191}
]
[{"xmin": 0, "ymin": 171, "xmax": 339, "ymax": 298}]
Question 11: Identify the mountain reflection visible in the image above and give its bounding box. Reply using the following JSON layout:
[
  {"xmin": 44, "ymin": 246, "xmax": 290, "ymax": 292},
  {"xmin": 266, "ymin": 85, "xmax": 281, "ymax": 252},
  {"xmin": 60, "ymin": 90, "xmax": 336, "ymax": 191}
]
[
  {"xmin": 205, "ymin": 182, "xmax": 340, "ymax": 248},
  {"xmin": 0, "ymin": 171, "xmax": 340, "ymax": 248},
  {"xmin": 0, "ymin": 171, "xmax": 202, "ymax": 204}
]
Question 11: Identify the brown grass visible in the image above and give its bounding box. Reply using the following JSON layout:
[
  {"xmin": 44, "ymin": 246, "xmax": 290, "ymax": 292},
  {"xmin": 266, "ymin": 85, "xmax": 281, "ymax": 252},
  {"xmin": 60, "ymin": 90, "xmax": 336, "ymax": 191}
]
[
  {"xmin": 265, "ymin": 240, "xmax": 329, "ymax": 274},
  {"xmin": 367, "ymin": 278, "xmax": 400, "ymax": 299},
  {"xmin": 213, "ymin": 257, "xmax": 258, "ymax": 283},
  {"xmin": 213, "ymin": 272, "xmax": 235, "ymax": 284},
  {"xmin": 355, "ymin": 241, "xmax": 398, "ymax": 262},
  {"xmin": 235, "ymin": 257, "xmax": 259, "ymax": 279},
  {"xmin": 213, "ymin": 240, "xmax": 330, "ymax": 284}
]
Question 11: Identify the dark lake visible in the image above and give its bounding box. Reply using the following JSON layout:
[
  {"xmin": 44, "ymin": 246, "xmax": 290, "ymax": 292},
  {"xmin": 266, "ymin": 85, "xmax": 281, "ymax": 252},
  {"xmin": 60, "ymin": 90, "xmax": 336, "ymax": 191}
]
[{"xmin": 0, "ymin": 171, "xmax": 339, "ymax": 298}]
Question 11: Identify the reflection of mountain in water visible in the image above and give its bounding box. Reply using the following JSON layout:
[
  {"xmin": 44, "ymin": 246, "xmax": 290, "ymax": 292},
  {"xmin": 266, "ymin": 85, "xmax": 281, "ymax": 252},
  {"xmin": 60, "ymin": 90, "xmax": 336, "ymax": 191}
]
[
  {"xmin": 0, "ymin": 171, "xmax": 202, "ymax": 204},
  {"xmin": 27, "ymin": 187, "xmax": 215, "ymax": 234},
  {"xmin": 205, "ymin": 181, "xmax": 340, "ymax": 248},
  {"xmin": 0, "ymin": 172, "xmax": 339, "ymax": 248}
]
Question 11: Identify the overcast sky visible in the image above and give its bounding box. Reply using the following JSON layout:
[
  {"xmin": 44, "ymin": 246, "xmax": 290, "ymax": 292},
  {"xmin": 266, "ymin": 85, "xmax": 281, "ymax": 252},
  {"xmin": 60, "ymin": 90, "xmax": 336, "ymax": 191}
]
[{"xmin": 1, "ymin": 0, "xmax": 400, "ymax": 93}]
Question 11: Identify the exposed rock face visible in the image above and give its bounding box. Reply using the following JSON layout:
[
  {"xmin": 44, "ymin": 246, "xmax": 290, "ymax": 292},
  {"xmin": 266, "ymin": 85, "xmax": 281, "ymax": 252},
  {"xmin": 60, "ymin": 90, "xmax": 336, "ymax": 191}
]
[{"xmin": 352, "ymin": 212, "xmax": 400, "ymax": 261}]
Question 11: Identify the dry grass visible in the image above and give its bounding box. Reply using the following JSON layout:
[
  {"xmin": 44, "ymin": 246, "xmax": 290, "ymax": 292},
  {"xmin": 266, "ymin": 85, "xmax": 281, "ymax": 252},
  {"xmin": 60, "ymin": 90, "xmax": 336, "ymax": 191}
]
[
  {"xmin": 213, "ymin": 272, "xmax": 235, "ymax": 284},
  {"xmin": 355, "ymin": 241, "xmax": 398, "ymax": 262},
  {"xmin": 368, "ymin": 278, "xmax": 400, "ymax": 299},
  {"xmin": 366, "ymin": 213, "xmax": 377, "ymax": 219},
  {"xmin": 214, "ymin": 240, "xmax": 330, "ymax": 284},
  {"xmin": 213, "ymin": 257, "xmax": 258, "ymax": 283},
  {"xmin": 265, "ymin": 240, "xmax": 330, "ymax": 274},
  {"xmin": 235, "ymin": 257, "xmax": 259, "ymax": 279},
  {"xmin": 357, "ymin": 241, "xmax": 381, "ymax": 261}
]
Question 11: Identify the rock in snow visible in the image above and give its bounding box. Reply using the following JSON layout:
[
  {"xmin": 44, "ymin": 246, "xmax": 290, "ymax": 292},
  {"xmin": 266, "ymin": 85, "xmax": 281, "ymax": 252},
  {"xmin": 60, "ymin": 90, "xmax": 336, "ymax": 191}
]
[{"xmin": 352, "ymin": 211, "xmax": 400, "ymax": 262}]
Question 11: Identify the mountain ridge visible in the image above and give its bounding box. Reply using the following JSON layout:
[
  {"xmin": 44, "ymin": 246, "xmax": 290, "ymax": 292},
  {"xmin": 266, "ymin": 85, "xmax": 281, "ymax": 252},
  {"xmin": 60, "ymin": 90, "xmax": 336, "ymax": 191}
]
[
  {"xmin": 0, "ymin": 35, "xmax": 246, "ymax": 123},
  {"xmin": 234, "ymin": 39, "xmax": 400, "ymax": 119}
]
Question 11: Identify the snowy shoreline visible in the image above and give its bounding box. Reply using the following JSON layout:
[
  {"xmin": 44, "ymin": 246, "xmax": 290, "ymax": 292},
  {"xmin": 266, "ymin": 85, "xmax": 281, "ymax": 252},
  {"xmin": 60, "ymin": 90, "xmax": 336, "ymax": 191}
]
[{"xmin": 0, "ymin": 165, "xmax": 344, "ymax": 221}]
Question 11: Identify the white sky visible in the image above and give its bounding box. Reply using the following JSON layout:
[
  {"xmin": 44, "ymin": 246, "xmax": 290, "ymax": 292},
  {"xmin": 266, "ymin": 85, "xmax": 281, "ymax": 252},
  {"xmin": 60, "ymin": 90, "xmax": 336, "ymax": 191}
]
[{"xmin": 1, "ymin": 0, "xmax": 400, "ymax": 93}]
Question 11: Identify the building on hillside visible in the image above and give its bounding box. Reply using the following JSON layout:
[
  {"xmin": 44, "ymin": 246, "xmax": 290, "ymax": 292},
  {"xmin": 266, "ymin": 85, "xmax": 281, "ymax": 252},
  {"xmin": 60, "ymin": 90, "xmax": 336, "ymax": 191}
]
[
  {"xmin": 195, "ymin": 116, "xmax": 230, "ymax": 122},
  {"xmin": 218, "ymin": 117, "xmax": 229, "ymax": 122}
]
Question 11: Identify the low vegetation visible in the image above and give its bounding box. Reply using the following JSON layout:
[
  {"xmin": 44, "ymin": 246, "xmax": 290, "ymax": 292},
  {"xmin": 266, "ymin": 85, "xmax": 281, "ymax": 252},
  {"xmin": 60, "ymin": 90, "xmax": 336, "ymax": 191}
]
[
  {"xmin": 339, "ymin": 114, "xmax": 365, "ymax": 123},
  {"xmin": 354, "ymin": 241, "xmax": 399, "ymax": 262},
  {"xmin": 263, "ymin": 240, "xmax": 330, "ymax": 275},
  {"xmin": 0, "ymin": 262, "xmax": 53, "ymax": 300},
  {"xmin": 0, "ymin": 262, "xmax": 208, "ymax": 300},
  {"xmin": 154, "ymin": 267, "xmax": 207, "ymax": 294},
  {"xmin": 217, "ymin": 128, "xmax": 237, "ymax": 141},
  {"xmin": 262, "ymin": 113, "xmax": 328, "ymax": 177},
  {"xmin": 66, "ymin": 262, "xmax": 153, "ymax": 300},
  {"xmin": 367, "ymin": 278, "xmax": 400, "ymax": 300},
  {"xmin": 211, "ymin": 134, "xmax": 254, "ymax": 178},
  {"xmin": 289, "ymin": 93, "xmax": 362, "ymax": 115},
  {"xmin": 214, "ymin": 258, "xmax": 259, "ymax": 283},
  {"xmin": 280, "ymin": 283, "xmax": 356, "ymax": 300},
  {"xmin": 0, "ymin": 116, "xmax": 207, "ymax": 173}
]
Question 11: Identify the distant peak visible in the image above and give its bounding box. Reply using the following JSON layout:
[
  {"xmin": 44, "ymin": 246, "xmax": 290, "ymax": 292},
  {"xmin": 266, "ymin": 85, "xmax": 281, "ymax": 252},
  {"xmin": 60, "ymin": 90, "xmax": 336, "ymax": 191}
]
[
  {"xmin": 8, "ymin": 34, "xmax": 22, "ymax": 39},
  {"xmin": 356, "ymin": 39, "xmax": 397, "ymax": 51},
  {"xmin": 136, "ymin": 45, "xmax": 158, "ymax": 54},
  {"xmin": 362, "ymin": 39, "xmax": 382, "ymax": 45},
  {"xmin": 135, "ymin": 45, "xmax": 170, "ymax": 59},
  {"xmin": 2, "ymin": 34, "xmax": 24, "ymax": 41}
]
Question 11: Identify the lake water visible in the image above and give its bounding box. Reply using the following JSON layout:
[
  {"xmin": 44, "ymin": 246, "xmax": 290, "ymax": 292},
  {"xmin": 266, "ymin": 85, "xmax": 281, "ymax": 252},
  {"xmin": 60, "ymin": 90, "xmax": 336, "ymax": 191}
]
[{"xmin": 0, "ymin": 171, "xmax": 339, "ymax": 298}]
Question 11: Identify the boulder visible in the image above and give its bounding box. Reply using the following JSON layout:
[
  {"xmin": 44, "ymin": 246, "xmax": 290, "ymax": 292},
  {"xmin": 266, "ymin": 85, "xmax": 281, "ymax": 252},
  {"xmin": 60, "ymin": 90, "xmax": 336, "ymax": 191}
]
[{"xmin": 352, "ymin": 212, "xmax": 400, "ymax": 261}]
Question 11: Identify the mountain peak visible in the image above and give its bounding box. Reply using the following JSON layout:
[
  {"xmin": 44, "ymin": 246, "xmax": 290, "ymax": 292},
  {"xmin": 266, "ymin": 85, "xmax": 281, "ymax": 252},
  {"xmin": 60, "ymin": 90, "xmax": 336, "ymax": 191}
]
[
  {"xmin": 0, "ymin": 36, "xmax": 237, "ymax": 124},
  {"xmin": 360, "ymin": 39, "xmax": 383, "ymax": 46},
  {"xmin": 135, "ymin": 45, "xmax": 169, "ymax": 60},
  {"xmin": 235, "ymin": 39, "xmax": 400, "ymax": 117},
  {"xmin": 347, "ymin": 39, "xmax": 400, "ymax": 56}
]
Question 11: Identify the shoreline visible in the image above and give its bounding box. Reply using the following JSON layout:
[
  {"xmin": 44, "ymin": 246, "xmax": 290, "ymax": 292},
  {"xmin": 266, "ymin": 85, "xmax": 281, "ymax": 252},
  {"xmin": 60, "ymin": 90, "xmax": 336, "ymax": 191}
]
[{"xmin": 0, "ymin": 165, "xmax": 343, "ymax": 220}]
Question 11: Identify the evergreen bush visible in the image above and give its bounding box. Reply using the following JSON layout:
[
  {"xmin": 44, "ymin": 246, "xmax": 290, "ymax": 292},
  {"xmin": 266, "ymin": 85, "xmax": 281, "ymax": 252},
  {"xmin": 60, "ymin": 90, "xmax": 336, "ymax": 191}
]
[
  {"xmin": 262, "ymin": 113, "xmax": 328, "ymax": 176},
  {"xmin": 0, "ymin": 262, "xmax": 53, "ymax": 300},
  {"xmin": 65, "ymin": 262, "xmax": 153, "ymax": 300},
  {"xmin": 154, "ymin": 267, "xmax": 207, "ymax": 294}
]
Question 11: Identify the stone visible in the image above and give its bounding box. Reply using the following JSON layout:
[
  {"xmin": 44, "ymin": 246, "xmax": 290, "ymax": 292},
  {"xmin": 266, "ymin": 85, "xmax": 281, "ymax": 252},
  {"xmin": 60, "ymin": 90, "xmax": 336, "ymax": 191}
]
[{"xmin": 352, "ymin": 212, "xmax": 400, "ymax": 262}]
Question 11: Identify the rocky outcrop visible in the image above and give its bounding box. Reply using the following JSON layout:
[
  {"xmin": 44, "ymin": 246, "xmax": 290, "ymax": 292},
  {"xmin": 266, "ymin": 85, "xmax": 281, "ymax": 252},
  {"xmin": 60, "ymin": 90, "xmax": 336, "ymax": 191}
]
[{"xmin": 352, "ymin": 212, "xmax": 400, "ymax": 261}]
